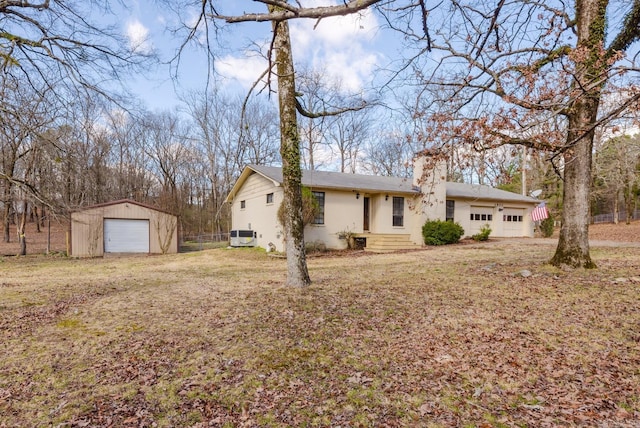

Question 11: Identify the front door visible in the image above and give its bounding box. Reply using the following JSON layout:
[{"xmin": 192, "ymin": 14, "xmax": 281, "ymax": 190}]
[{"xmin": 363, "ymin": 197, "xmax": 370, "ymax": 231}]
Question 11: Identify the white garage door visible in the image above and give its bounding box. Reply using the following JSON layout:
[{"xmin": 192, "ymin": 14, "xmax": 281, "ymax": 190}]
[
  {"xmin": 104, "ymin": 219, "xmax": 150, "ymax": 253},
  {"xmin": 503, "ymin": 208, "xmax": 525, "ymax": 236},
  {"xmin": 469, "ymin": 206, "xmax": 495, "ymax": 235}
]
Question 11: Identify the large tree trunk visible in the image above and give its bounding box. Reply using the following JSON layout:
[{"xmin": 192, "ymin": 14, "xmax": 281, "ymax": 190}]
[
  {"xmin": 17, "ymin": 200, "xmax": 27, "ymax": 256},
  {"xmin": 624, "ymin": 179, "xmax": 633, "ymax": 224},
  {"xmin": 2, "ymin": 176, "xmax": 12, "ymax": 243},
  {"xmin": 550, "ymin": 0, "xmax": 605, "ymax": 269},
  {"xmin": 550, "ymin": 117, "xmax": 596, "ymax": 268},
  {"xmin": 3, "ymin": 196, "xmax": 10, "ymax": 243},
  {"xmin": 34, "ymin": 205, "xmax": 41, "ymax": 233},
  {"xmin": 271, "ymin": 8, "xmax": 311, "ymax": 287}
]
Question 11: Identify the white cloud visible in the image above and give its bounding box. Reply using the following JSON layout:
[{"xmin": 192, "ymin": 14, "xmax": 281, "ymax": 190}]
[
  {"xmin": 290, "ymin": 3, "xmax": 381, "ymax": 92},
  {"xmin": 214, "ymin": 0, "xmax": 383, "ymax": 93},
  {"xmin": 216, "ymin": 54, "xmax": 269, "ymax": 88},
  {"xmin": 316, "ymin": 49, "xmax": 380, "ymax": 92},
  {"xmin": 295, "ymin": 7, "xmax": 378, "ymax": 47},
  {"xmin": 126, "ymin": 19, "xmax": 154, "ymax": 55}
]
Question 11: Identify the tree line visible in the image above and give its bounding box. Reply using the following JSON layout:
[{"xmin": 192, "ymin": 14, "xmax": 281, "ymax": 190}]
[
  {"xmin": 3, "ymin": 71, "xmax": 567, "ymax": 246},
  {"xmin": 2, "ymin": 0, "xmax": 640, "ymax": 285}
]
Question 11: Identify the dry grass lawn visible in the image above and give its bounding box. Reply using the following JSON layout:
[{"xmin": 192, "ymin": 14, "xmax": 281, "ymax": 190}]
[{"xmin": 1, "ymin": 238, "xmax": 639, "ymax": 427}]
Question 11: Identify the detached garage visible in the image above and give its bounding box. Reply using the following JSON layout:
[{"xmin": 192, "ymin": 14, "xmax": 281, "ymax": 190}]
[{"xmin": 70, "ymin": 199, "xmax": 178, "ymax": 257}]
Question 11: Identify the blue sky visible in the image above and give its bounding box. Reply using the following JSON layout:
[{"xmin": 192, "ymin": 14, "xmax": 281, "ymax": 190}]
[{"xmin": 117, "ymin": 0, "xmax": 399, "ymax": 111}]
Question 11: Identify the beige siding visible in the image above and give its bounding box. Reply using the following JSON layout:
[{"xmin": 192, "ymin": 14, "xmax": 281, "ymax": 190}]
[
  {"xmin": 231, "ymin": 173, "xmax": 284, "ymax": 251},
  {"xmin": 71, "ymin": 211, "xmax": 104, "ymax": 257},
  {"xmin": 234, "ymin": 182, "xmax": 416, "ymax": 251},
  {"xmin": 306, "ymin": 190, "xmax": 363, "ymax": 249},
  {"xmin": 501, "ymin": 207, "xmax": 529, "ymax": 237},
  {"xmin": 370, "ymin": 194, "xmax": 410, "ymax": 234},
  {"xmin": 71, "ymin": 201, "xmax": 178, "ymax": 257},
  {"xmin": 306, "ymin": 191, "xmax": 422, "ymax": 248},
  {"xmin": 229, "ymin": 167, "xmax": 538, "ymax": 252},
  {"xmin": 465, "ymin": 204, "xmax": 496, "ymax": 237},
  {"xmin": 410, "ymin": 157, "xmax": 448, "ymax": 245},
  {"xmin": 452, "ymin": 200, "xmax": 534, "ymax": 238}
]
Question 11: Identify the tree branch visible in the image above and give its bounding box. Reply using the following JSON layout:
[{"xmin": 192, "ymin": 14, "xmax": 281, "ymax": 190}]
[
  {"xmin": 472, "ymin": 0, "xmax": 505, "ymax": 60},
  {"xmin": 0, "ymin": 0, "xmax": 49, "ymax": 11},
  {"xmin": 212, "ymin": 0, "xmax": 383, "ymax": 23},
  {"xmin": 295, "ymin": 98, "xmax": 368, "ymax": 119},
  {"xmin": 607, "ymin": 0, "xmax": 640, "ymax": 56}
]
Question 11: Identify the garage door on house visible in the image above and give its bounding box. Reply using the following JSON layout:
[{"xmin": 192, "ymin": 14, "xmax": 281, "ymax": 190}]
[
  {"xmin": 503, "ymin": 208, "xmax": 525, "ymax": 236},
  {"xmin": 469, "ymin": 206, "xmax": 494, "ymax": 236},
  {"xmin": 104, "ymin": 219, "xmax": 150, "ymax": 253}
]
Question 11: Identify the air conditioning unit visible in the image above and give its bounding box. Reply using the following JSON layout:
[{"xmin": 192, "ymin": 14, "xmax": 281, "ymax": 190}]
[{"xmin": 230, "ymin": 230, "xmax": 257, "ymax": 247}]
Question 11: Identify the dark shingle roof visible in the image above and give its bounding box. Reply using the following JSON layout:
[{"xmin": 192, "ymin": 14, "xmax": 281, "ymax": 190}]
[
  {"xmin": 249, "ymin": 164, "xmax": 419, "ymax": 194},
  {"xmin": 445, "ymin": 182, "xmax": 539, "ymax": 203},
  {"xmin": 245, "ymin": 165, "xmax": 539, "ymax": 204}
]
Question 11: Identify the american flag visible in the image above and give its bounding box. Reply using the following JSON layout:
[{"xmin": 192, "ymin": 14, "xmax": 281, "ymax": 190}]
[{"xmin": 531, "ymin": 201, "xmax": 549, "ymax": 222}]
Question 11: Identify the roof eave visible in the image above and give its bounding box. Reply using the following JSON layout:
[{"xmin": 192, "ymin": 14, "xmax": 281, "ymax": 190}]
[
  {"xmin": 304, "ymin": 184, "xmax": 418, "ymax": 195},
  {"xmin": 446, "ymin": 194, "xmax": 538, "ymax": 204},
  {"xmin": 225, "ymin": 165, "xmax": 282, "ymax": 203},
  {"xmin": 72, "ymin": 199, "xmax": 178, "ymax": 216}
]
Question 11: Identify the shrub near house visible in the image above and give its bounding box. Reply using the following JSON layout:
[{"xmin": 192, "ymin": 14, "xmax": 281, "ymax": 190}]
[
  {"xmin": 422, "ymin": 220, "xmax": 464, "ymax": 245},
  {"xmin": 472, "ymin": 224, "xmax": 492, "ymax": 241}
]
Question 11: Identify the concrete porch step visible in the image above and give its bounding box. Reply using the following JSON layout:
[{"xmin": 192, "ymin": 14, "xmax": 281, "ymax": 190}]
[{"xmin": 357, "ymin": 233, "xmax": 421, "ymax": 253}]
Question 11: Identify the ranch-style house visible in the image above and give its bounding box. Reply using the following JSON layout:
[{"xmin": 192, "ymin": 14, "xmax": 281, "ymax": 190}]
[{"xmin": 226, "ymin": 157, "xmax": 540, "ymax": 252}]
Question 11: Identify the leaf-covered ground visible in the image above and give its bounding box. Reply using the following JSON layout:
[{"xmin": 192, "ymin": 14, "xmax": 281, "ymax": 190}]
[{"xmin": 1, "ymin": 239, "xmax": 639, "ymax": 427}]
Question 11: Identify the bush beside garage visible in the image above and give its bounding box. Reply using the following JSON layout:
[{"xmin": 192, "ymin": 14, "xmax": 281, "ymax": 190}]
[{"xmin": 70, "ymin": 199, "xmax": 178, "ymax": 257}]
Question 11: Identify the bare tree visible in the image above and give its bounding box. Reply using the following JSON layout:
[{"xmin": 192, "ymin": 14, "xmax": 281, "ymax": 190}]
[
  {"xmin": 363, "ymin": 129, "xmax": 413, "ymax": 178},
  {"xmin": 269, "ymin": 9, "xmax": 311, "ymax": 286},
  {"xmin": 167, "ymin": 0, "xmax": 384, "ymax": 286},
  {"xmin": 0, "ymin": 75, "xmax": 55, "ymax": 243},
  {"xmin": 45, "ymin": 95, "xmax": 115, "ymax": 209},
  {"xmin": 1, "ymin": 1, "xmax": 151, "ymax": 100},
  {"xmin": 296, "ymin": 67, "xmax": 337, "ymax": 170},
  {"xmin": 1, "ymin": 0, "xmax": 152, "ymax": 246},
  {"xmin": 240, "ymin": 96, "xmax": 280, "ymax": 166},
  {"xmin": 183, "ymin": 89, "xmax": 279, "ymax": 236},
  {"xmin": 105, "ymin": 110, "xmax": 148, "ymax": 201},
  {"xmin": 401, "ymin": 0, "xmax": 640, "ymax": 268},
  {"xmin": 328, "ymin": 96, "xmax": 371, "ymax": 173},
  {"xmin": 593, "ymin": 134, "xmax": 640, "ymax": 224},
  {"xmin": 141, "ymin": 111, "xmax": 193, "ymax": 216}
]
